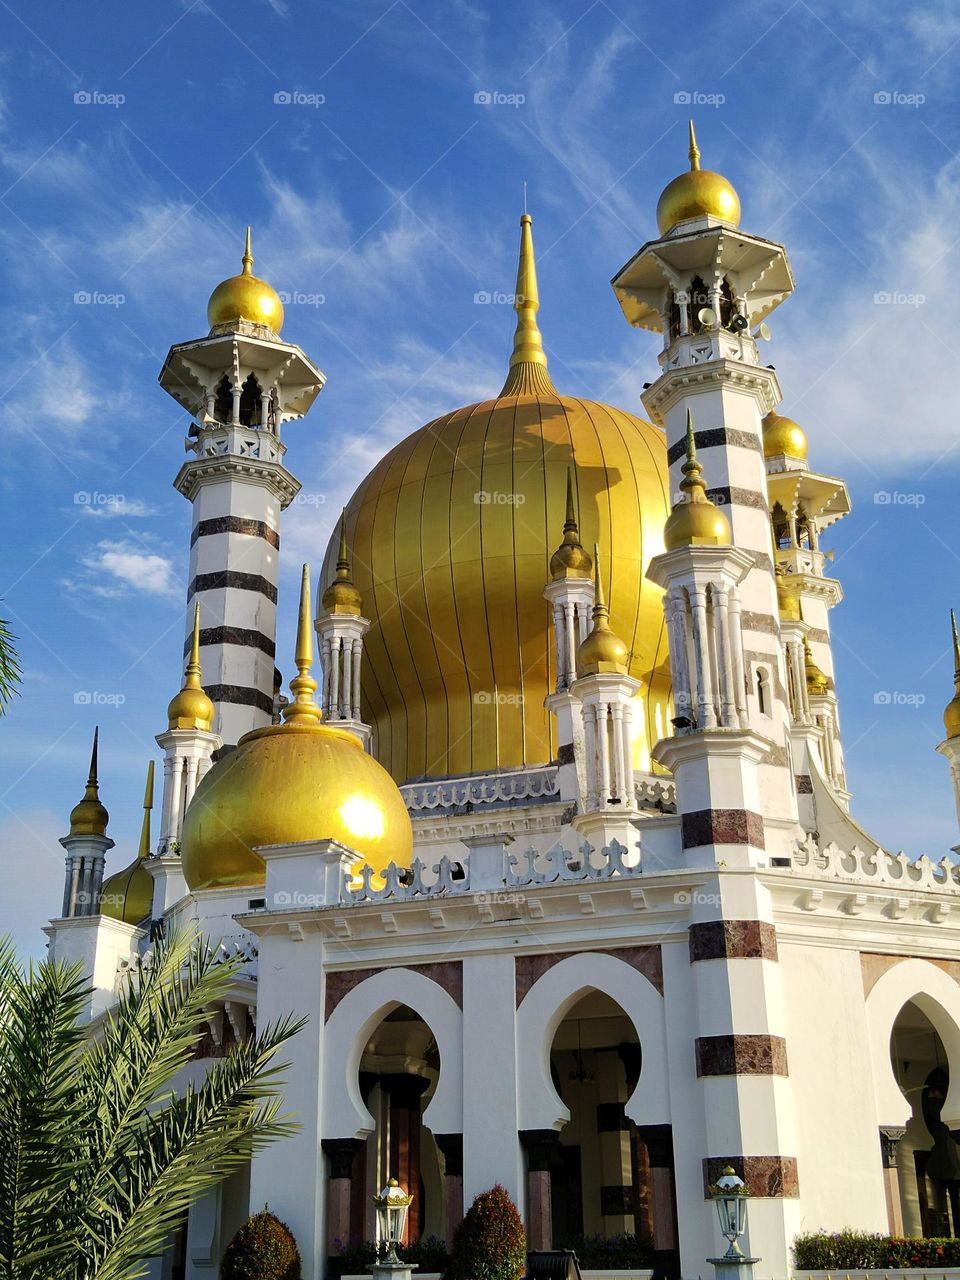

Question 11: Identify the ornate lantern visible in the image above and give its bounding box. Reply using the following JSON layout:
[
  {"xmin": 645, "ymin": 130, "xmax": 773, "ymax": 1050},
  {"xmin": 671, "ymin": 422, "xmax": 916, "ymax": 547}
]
[
  {"xmin": 708, "ymin": 1166, "xmax": 749, "ymax": 1258},
  {"xmin": 374, "ymin": 1178, "xmax": 413, "ymax": 1265}
]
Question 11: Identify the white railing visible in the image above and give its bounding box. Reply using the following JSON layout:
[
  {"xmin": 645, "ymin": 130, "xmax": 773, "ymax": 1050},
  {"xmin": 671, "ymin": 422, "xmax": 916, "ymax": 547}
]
[{"xmin": 790, "ymin": 833, "xmax": 960, "ymax": 894}]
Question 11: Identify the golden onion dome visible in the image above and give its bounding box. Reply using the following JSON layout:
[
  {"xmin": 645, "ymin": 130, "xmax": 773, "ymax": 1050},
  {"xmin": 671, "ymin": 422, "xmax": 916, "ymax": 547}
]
[
  {"xmin": 550, "ymin": 468, "xmax": 593, "ymax": 580},
  {"xmin": 656, "ymin": 121, "xmax": 741, "ymax": 237},
  {"xmin": 804, "ymin": 639, "xmax": 830, "ymax": 696},
  {"xmin": 321, "ymin": 212, "xmax": 672, "ymax": 781},
  {"xmin": 578, "ymin": 548, "xmax": 629, "ymax": 675},
  {"xmin": 181, "ymin": 566, "xmax": 412, "ymax": 891},
  {"xmin": 207, "ymin": 227, "xmax": 284, "ymax": 334},
  {"xmin": 321, "ymin": 514, "xmax": 363, "ymax": 616},
  {"xmin": 69, "ymin": 727, "xmax": 109, "ymax": 837},
  {"xmin": 167, "ymin": 603, "xmax": 215, "ymax": 731},
  {"xmin": 663, "ymin": 411, "xmax": 731, "ymax": 551},
  {"xmin": 100, "ymin": 761, "xmax": 154, "ymax": 926},
  {"xmin": 775, "ymin": 567, "xmax": 802, "ymax": 622},
  {"xmin": 763, "ymin": 410, "xmax": 808, "ymax": 461},
  {"xmin": 944, "ymin": 610, "xmax": 960, "ymax": 739}
]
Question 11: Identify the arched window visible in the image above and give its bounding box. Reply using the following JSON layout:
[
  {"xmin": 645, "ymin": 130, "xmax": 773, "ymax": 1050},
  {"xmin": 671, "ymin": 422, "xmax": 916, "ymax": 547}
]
[
  {"xmin": 238, "ymin": 373, "xmax": 262, "ymax": 427},
  {"xmin": 771, "ymin": 501, "xmax": 791, "ymax": 549},
  {"xmin": 756, "ymin": 667, "xmax": 770, "ymax": 717},
  {"xmin": 668, "ymin": 289, "xmax": 683, "ymax": 340},
  {"xmin": 796, "ymin": 505, "xmax": 811, "ymax": 549},
  {"xmin": 718, "ymin": 277, "xmax": 736, "ymax": 329},
  {"xmin": 689, "ymin": 276, "xmax": 710, "ymax": 332},
  {"xmin": 213, "ymin": 375, "xmax": 233, "ymax": 424}
]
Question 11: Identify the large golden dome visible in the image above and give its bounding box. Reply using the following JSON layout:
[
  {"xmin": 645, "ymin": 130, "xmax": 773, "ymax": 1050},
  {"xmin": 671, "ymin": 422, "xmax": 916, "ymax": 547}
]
[
  {"xmin": 181, "ymin": 567, "xmax": 412, "ymax": 891},
  {"xmin": 762, "ymin": 410, "xmax": 808, "ymax": 461},
  {"xmin": 656, "ymin": 122, "xmax": 741, "ymax": 237},
  {"xmin": 322, "ymin": 214, "xmax": 672, "ymax": 782},
  {"xmin": 207, "ymin": 227, "xmax": 284, "ymax": 333}
]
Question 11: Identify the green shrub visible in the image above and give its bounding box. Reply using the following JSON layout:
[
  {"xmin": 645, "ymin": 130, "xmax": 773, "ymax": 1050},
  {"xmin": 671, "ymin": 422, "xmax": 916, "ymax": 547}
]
[
  {"xmin": 793, "ymin": 1230, "xmax": 960, "ymax": 1270},
  {"xmin": 221, "ymin": 1210, "xmax": 302, "ymax": 1280},
  {"xmin": 563, "ymin": 1233, "xmax": 655, "ymax": 1269},
  {"xmin": 447, "ymin": 1184, "xmax": 526, "ymax": 1280},
  {"xmin": 401, "ymin": 1234, "xmax": 450, "ymax": 1272},
  {"xmin": 328, "ymin": 1235, "xmax": 449, "ymax": 1277}
]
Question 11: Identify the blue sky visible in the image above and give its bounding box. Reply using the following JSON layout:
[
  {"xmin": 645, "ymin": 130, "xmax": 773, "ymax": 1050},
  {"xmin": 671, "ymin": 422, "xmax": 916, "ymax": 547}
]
[{"xmin": 1, "ymin": 0, "xmax": 959, "ymax": 955}]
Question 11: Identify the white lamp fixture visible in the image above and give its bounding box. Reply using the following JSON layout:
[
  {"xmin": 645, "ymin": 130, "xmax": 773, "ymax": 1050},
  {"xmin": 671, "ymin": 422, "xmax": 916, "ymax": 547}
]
[
  {"xmin": 708, "ymin": 1166, "xmax": 749, "ymax": 1259},
  {"xmin": 374, "ymin": 1178, "xmax": 413, "ymax": 1265}
]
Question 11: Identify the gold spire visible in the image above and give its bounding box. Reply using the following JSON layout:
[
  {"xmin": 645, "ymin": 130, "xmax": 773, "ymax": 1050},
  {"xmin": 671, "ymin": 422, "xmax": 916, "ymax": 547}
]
[
  {"xmin": 68, "ymin": 727, "xmax": 109, "ymax": 837},
  {"xmin": 242, "ymin": 225, "xmax": 253, "ymax": 275},
  {"xmin": 577, "ymin": 544, "xmax": 629, "ymax": 674},
  {"xmin": 550, "ymin": 467, "xmax": 593, "ymax": 580},
  {"xmin": 499, "ymin": 212, "xmax": 557, "ymax": 397},
  {"xmin": 663, "ymin": 410, "xmax": 732, "ymax": 550},
  {"xmin": 283, "ymin": 564, "xmax": 322, "ymax": 725},
  {"xmin": 944, "ymin": 609, "xmax": 960, "ymax": 738},
  {"xmin": 688, "ymin": 119, "xmax": 701, "ymax": 171},
  {"xmin": 322, "ymin": 512, "xmax": 362, "ymax": 615},
  {"xmin": 137, "ymin": 760, "xmax": 154, "ymax": 859},
  {"xmin": 803, "ymin": 638, "xmax": 830, "ymax": 696},
  {"xmin": 167, "ymin": 602, "xmax": 215, "ymax": 731}
]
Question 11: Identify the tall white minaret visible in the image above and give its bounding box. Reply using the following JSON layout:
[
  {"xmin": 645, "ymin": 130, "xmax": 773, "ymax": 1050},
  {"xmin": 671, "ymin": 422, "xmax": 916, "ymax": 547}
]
[
  {"xmin": 316, "ymin": 514, "xmax": 371, "ymax": 749},
  {"xmin": 59, "ymin": 728, "xmax": 113, "ymax": 917},
  {"xmin": 612, "ymin": 120, "xmax": 798, "ymax": 841},
  {"xmin": 159, "ymin": 228, "xmax": 326, "ymax": 746}
]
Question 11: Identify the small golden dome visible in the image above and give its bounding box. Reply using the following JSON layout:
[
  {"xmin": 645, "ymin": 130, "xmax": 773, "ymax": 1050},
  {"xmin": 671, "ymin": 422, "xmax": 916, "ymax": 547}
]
[
  {"xmin": 763, "ymin": 411, "xmax": 808, "ymax": 461},
  {"xmin": 100, "ymin": 761, "xmax": 154, "ymax": 926},
  {"xmin": 207, "ymin": 227, "xmax": 284, "ymax": 334},
  {"xmin": 321, "ymin": 514, "xmax": 363, "ymax": 616},
  {"xmin": 663, "ymin": 410, "xmax": 731, "ymax": 551},
  {"xmin": 775, "ymin": 567, "xmax": 802, "ymax": 622},
  {"xmin": 181, "ymin": 566, "xmax": 412, "ymax": 891},
  {"xmin": 656, "ymin": 122, "xmax": 741, "ymax": 237},
  {"xmin": 550, "ymin": 468, "xmax": 593, "ymax": 580},
  {"xmin": 804, "ymin": 639, "xmax": 830, "ymax": 696},
  {"xmin": 944, "ymin": 610, "xmax": 960, "ymax": 739},
  {"xmin": 578, "ymin": 547, "xmax": 629, "ymax": 675},
  {"xmin": 69, "ymin": 727, "xmax": 108, "ymax": 837},
  {"xmin": 167, "ymin": 603, "xmax": 215, "ymax": 731}
]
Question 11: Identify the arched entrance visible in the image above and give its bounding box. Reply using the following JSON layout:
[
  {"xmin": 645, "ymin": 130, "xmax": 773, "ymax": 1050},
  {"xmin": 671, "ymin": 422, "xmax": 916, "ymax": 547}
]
[{"xmin": 891, "ymin": 1001, "xmax": 960, "ymax": 1237}]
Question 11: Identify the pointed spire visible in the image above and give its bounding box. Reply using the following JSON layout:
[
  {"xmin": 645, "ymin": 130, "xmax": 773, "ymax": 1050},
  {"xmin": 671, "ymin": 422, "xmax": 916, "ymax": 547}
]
[
  {"xmin": 137, "ymin": 760, "xmax": 154, "ymax": 860},
  {"xmin": 952, "ymin": 609, "xmax": 960, "ymax": 689},
  {"xmin": 499, "ymin": 212, "xmax": 557, "ymax": 397},
  {"xmin": 242, "ymin": 225, "xmax": 253, "ymax": 276},
  {"xmin": 87, "ymin": 725, "xmax": 99, "ymax": 789},
  {"xmin": 550, "ymin": 467, "xmax": 592, "ymax": 580},
  {"xmin": 284, "ymin": 564, "xmax": 322, "ymax": 725},
  {"xmin": 322, "ymin": 512, "xmax": 363, "ymax": 615},
  {"xmin": 679, "ymin": 408, "xmax": 707, "ymax": 500},
  {"xmin": 593, "ymin": 544, "xmax": 607, "ymax": 615},
  {"xmin": 663, "ymin": 409, "xmax": 731, "ymax": 550},
  {"xmin": 577, "ymin": 543, "xmax": 628, "ymax": 674},
  {"xmin": 336, "ymin": 510, "xmax": 350, "ymax": 576},
  {"xmin": 69, "ymin": 726, "xmax": 109, "ymax": 837},
  {"xmin": 167, "ymin": 601, "xmax": 214, "ymax": 731},
  {"xmin": 688, "ymin": 119, "xmax": 701, "ymax": 171}
]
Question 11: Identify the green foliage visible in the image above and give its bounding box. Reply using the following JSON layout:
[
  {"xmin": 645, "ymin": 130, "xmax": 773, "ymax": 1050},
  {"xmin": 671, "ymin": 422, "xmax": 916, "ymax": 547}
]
[
  {"xmin": 447, "ymin": 1184, "xmax": 526, "ymax": 1280},
  {"xmin": 328, "ymin": 1234, "xmax": 449, "ymax": 1278},
  {"xmin": 563, "ymin": 1233, "xmax": 654, "ymax": 1269},
  {"xmin": 0, "ymin": 930, "xmax": 304, "ymax": 1280},
  {"xmin": 220, "ymin": 1210, "xmax": 301, "ymax": 1280},
  {"xmin": 793, "ymin": 1230, "xmax": 960, "ymax": 1270},
  {"xmin": 400, "ymin": 1234, "xmax": 449, "ymax": 1272},
  {"xmin": 0, "ymin": 614, "xmax": 21, "ymax": 715}
]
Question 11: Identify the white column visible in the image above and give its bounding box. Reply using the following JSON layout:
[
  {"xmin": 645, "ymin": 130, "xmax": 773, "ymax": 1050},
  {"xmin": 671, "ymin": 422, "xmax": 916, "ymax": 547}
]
[
  {"xmin": 611, "ymin": 704, "xmax": 626, "ymax": 801},
  {"xmin": 727, "ymin": 584, "xmax": 748, "ymax": 728},
  {"xmin": 666, "ymin": 589, "xmax": 692, "ymax": 726},
  {"xmin": 619, "ymin": 701, "xmax": 634, "ymax": 805},
  {"xmin": 583, "ymin": 705, "xmax": 599, "ymax": 809},
  {"xmin": 341, "ymin": 642, "xmax": 353, "ymax": 720},
  {"xmin": 462, "ymin": 954, "xmax": 520, "ymax": 1206},
  {"xmin": 565, "ymin": 606, "xmax": 578, "ymax": 685},
  {"xmin": 168, "ymin": 756, "xmax": 186, "ymax": 841},
  {"xmin": 329, "ymin": 637, "xmax": 341, "ymax": 719},
  {"xmin": 61, "ymin": 858, "xmax": 74, "ymax": 917},
  {"xmin": 351, "ymin": 638, "xmax": 363, "ymax": 718},
  {"xmin": 184, "ymin": 757, "xmax": 199, "ymax": 810},
  {"xmin": 230, "ymin": 386, "xmax": 241, "ymax": 424},
  {"xmin": 551, "ymin": 604, "xmax": 566, "ymax": 690},
  {"xmin": 690, "ymin": 589, "xmax": 717, "ymax": 730},
  {"xmin": 321, "ymin": 637, "xmax": 332, "ymax": 714},
  {"xmin": 597, "ymin": 702, "xmax": 611, "ymax": 804},
  {"xmin": 714, "ymin": 583, "xmax": 737, "ymax": 728}
]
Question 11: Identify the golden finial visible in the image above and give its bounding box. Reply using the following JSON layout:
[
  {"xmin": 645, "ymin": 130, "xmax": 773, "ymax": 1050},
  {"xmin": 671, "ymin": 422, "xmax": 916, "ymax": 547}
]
[
  {"xmin": 803, "ymin": 638, "xmax": 829, "ymax": 697},
  {"xmin": 137, "ymin": 760, "xmax": 154, "ymax": 860},
  {"xmin": 242, "ymin": 225, "xmax": 253, "ymax": 276},
  {"xmin": 944, "ymin": 609, "xmax": 960, "ymax": 738},
  {"xmin": 499, "ymin": 212, "xmax": 557, "ymax": 397},
  {"xmin": 167, "ymin": 602, "xmax": 215, "ymax": 731},
  {"xmin": 663, "ymin": 409, "xmax": 731, "ymax": 550},
  {"xmin": 284, "ymin": 564, "xmax": 322, "ymax": 724},
  {"xmin": 688, "ymin": 119, "xmax": 701, "ymax": 171},
  {"xmin": 577, "ymin": 543, "xmax": 628, "ymax": 674},
  {"xmin": 550, "ymin": 467, "xmax": 592, "ymax": 580},
  {"xmin": 322, "ymin": 512, "xmax": 363, "ymax": 615},
  {"xmin": 69, "ymin": 726, "xmax": 109, "ymax": 837}
]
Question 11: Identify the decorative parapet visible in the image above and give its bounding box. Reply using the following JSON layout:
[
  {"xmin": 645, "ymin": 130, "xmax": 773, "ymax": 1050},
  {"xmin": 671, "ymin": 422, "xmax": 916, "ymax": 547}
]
[
  {"xmin": 401, "ymin": 765, "xmax": 560, "ymax": 813},
  {"xmin": 116, "ymin": 933, "xmax": 259, "ymax": 982},
  {"xmin": 789, "ymin": 833, "xmax": 960, "ymax": 894}
]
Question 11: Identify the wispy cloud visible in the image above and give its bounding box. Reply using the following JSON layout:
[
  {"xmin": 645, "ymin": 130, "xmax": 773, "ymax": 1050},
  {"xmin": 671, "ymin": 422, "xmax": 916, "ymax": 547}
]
[{"xmin": 75, "ymin": 539, "xmax": 180, "ymax": 600}]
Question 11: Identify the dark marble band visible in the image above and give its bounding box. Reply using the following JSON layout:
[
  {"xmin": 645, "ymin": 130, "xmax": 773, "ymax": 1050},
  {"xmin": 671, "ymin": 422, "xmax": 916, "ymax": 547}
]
[
  {"xmin": 321, "ymin": 1137, "xmax": 363, "ymax": 1179},
  {"xmin": 191, "ymin": 515, "xmax": 280, "ymax": 549},
  {"xmin": 740, "ymin": 611, "xmax": 779, "ymax": 635},
  {"xmin": 689, "ymin": 920, "xmax": 778, "ymax": 963},
  {"xmin": 707, "ymin": 485, "xmax": 770, "ymax": 514},
  {"xmin": 681, "ymin": 808, "xmax": 765, "ymax": 851},
  {"xmin": 519, "ymin": 1128, "xmax": 561, "ymax": 1172},
  {"xmin": 185, "ymin": 626, "xmax": 276, "ymax": 659},
  {"xmin": 556, "ymin": 742, "xmax": 575, "ymax": 765},
  {"xmin": 703, "ymin": 1155, "xmax": 799, "ymax": 1198},
  {"xmin": 795, "ymin": 774, "xmax": 813, "ymax": 795},
  {"xmin": 696, "ymin": 1034, "xmax": 788, "ymax": 1077},
  {"xmin": 188, "ymin": 570, "xmax": 278, "ymax": 605},
  {"xmin": 204, "ymin": 683, "xmax": 275, "ymax": 715},
  {"xmin": 667, "ymin": 428, "xmax": 761, "ymax": 465}
]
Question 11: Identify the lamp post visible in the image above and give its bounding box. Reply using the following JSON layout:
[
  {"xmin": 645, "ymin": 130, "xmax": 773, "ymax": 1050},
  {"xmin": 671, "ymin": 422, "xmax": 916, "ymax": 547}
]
[
  {"xmin": 373, "ymin": 1179, "xmax": 416, "ymax": 1279},
  {"xmin": 707, "ymin": 1167, "xmax": 758, "ymax": 1280}
]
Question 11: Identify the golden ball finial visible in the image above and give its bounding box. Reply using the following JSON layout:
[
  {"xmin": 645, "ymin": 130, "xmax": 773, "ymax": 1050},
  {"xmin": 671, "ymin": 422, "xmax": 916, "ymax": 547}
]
[
  {"xmin": 207, "ymin": 227, "xmax": 285, "ymax": 334},
  {"xmin": 167, "ymin": 603, "xmax": 215, "ymax": 731},
  {"xmin": 663, "ymin": 410, "xmax": 731, "ymax": 550},
  {"xmin": 804, "ymin": 639, "xmax": 830, "ymax": 696},
  {"xmin": 763, "ymin": 411, "xmax": 808, "ymax": 461},
  {"xmin": 322, "ymin": 514, "xmax": 363, "ymax": 615},
  {"xmin": 577, "ymin": 545, "xmax": 629, "ymax": 674},
  {"xmin": 550, "ymin": 468, "xmax": 593, "ymax": 580},
  {"xmin": 656, "ymin": 121, "xmax": 741, "ymax": 237},
  {"xmin": 69, "ymin": 727, "xmax": 109, "ymax": 837}
]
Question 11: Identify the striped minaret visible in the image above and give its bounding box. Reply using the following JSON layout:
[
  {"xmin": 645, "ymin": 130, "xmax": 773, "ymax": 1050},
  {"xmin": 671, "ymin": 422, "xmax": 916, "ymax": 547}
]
[{"xmin": 159, "ymin": 229, "xmax": 325, "ymax": 746}]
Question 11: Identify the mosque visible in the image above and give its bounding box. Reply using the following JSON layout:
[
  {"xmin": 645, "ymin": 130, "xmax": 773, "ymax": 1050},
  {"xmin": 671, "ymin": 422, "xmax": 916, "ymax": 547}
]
[{"xmin": 45, "ymin": 124, "xmax": 960, "ymax": 1279}]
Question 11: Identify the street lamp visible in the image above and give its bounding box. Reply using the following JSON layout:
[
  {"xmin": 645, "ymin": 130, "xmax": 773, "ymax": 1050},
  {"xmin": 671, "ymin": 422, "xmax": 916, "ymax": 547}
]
[
  {"xmin": 374, "ymin": 1178, "xmax": 413, "ymax": 1266},
  {"xmin": 708, "ymin": 1166, "xmax": 750, "ymax": 1259}
]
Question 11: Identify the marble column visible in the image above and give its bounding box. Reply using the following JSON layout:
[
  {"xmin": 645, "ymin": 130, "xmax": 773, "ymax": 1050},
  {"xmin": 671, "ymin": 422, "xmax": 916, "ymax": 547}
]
[{"xmin": 520, "ymin": 1129, "xmax": 561, "ymax": 1251}]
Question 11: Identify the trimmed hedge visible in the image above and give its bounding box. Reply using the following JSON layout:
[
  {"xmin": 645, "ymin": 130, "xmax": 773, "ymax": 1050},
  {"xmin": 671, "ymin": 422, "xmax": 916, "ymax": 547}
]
[
  {"xmin": 794, "ymin": 1231, "xmax": 960, "ymax": 1270},
  {"xmin": 447, "ymin": 1185, "xmax": 526, "ymax": 1280},
  {"xmin": 220, "ymin": 1210, "xmax": 302, "ymax": 1280}
]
